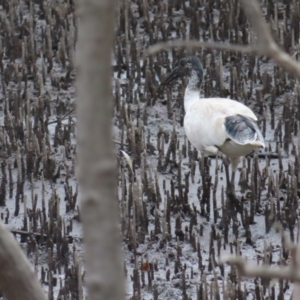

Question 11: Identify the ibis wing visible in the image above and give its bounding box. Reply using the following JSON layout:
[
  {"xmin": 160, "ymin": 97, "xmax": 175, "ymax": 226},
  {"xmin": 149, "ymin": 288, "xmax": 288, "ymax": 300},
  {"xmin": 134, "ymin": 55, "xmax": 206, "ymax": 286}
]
[{"xmin": 224, "ymin": 114, "xmax": 264, "ymax": 145}]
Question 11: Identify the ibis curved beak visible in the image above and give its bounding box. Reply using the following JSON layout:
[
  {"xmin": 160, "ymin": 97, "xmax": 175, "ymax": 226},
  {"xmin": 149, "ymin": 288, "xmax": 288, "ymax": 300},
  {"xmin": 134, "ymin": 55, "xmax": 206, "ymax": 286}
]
[{"xmin": 159, "ymin": 66, "xmax": 184, "ymax": 88}]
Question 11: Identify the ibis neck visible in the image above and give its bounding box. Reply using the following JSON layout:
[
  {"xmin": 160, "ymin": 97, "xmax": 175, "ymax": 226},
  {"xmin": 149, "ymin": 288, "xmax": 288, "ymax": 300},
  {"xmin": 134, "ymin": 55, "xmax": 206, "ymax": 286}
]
[
  {"xmin": 184, "ymin": 71, "xmax": 202, "ymax": 111},
  {"xmin": 184, "ymin": 88, "xmax": 201, "ymax": 111}
]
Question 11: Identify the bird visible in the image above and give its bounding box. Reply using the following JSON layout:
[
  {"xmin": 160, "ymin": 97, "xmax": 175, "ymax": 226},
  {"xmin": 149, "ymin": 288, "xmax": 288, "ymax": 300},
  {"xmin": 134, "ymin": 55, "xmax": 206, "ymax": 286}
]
[{"xmin": 158, "ymin": 55, "xmax": 265, "ymax": 208}]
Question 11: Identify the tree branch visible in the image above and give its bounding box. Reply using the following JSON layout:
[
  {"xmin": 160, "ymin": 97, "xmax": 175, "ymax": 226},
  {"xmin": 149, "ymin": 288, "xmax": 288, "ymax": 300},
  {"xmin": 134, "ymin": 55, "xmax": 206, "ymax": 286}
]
[
  {"xmin": 76, "ymin": 0, "xmax": 125, "ymax": 299},
  {"xmin": 147, "ymin": 0, "xmax": 300, "ymax": 82},
  {"xmin": 220, "ymin": 254, "xmax": 300, "ymax": 282},
  {"xmin": 292, "ymin": 226, "xmax": 300, "ymax": 299},
  {"xmin": 0, "ymin": 220, "xmax": 47, "ymax": 300},
  {"xmin": 148, "ymin": 40, "xmax": 261, "ymax": 55},
  {"xmin": 238, "ymin": 0, "xmax": 300, "ymax": 82},
  {"xmin": 238, "ymin": 0, "xmax": 273, "ymax": 45}
]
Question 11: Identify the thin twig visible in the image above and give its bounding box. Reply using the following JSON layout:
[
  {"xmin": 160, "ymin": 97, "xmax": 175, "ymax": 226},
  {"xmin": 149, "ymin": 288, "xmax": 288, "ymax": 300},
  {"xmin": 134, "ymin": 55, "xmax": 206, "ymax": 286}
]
[
  {"xmin": 10, "ymin": 229, "xmax": 73, "ymax": 244},
  {"xmin": 47, "ymin": 108, "xmax": 75, "ymax": 125},
  {"xmin": 207, "ymin": 152, "xmax": 280, "ymax": 160},
  {"xmin": 113, "ymin": 139, "xmax": 127, "ymax": 145}
]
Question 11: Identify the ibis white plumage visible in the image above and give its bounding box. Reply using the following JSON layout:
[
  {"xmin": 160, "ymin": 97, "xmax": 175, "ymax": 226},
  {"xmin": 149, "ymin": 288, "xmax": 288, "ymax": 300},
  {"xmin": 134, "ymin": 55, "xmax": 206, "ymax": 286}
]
[{"xmin": 159, "ymin": 56, "xmax": 265, "ymax": 203}]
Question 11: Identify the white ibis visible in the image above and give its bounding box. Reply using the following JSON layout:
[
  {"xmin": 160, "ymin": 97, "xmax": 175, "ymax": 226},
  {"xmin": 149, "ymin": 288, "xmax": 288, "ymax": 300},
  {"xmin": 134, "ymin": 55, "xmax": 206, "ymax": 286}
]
[{"xmin": 159, "ymin": 56, "xmax": 265, "ymax": 207}]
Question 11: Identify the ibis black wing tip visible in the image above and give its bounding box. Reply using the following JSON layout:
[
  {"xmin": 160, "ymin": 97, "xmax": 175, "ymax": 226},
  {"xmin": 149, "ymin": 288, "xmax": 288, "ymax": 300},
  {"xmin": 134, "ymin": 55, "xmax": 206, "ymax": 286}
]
[{"xmin": 224, "ymin": 114, "xmax": 263, "ymax": 145}]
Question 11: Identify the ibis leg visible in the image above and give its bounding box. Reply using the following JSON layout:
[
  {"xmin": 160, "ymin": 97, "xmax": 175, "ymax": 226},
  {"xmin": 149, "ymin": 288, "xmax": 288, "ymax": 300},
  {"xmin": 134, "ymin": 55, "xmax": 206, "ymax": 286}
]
[
  {"xmin": 231, "ymin": 171, "xmax": 236, "ymax": 188},
  {"xmin": 223, "ymin": 157, "xmax": 241, "ymax": 213}
]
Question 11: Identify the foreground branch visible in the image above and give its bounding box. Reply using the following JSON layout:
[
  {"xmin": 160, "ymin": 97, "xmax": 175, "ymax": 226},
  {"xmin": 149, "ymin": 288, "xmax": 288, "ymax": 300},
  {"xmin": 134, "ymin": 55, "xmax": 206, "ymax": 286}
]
[
  {"xmin": 76, "ymin": 0, "xmax": 125, "ymax": 299},
  {"xmin": 0, "ymin": 220, "xmax": 47, "ymax": 300},
  {"xmin": 148, "ymin": 0, "xmax": 300, "ymax": 82},
  {"xmin": 220, "ymin": 254, "xmax": 300, "ymax": 282},
  {"xmin": 238, "ymin": 0, "xmax": 300, "ymax": 82},
  {"xmin": 292, "ymin": 226, "xmax": 300, "ymax": 299},
  {"xmin": 148, "ymin": 40, "xmax": 261, "ymax": 56}
]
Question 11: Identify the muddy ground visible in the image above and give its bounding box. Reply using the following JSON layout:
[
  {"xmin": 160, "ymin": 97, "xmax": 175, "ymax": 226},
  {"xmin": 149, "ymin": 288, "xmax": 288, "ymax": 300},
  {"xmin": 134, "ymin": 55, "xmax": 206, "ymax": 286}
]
[{"xmin": 0, "ymin": 0, "xmax": 299, "ymax": 299}]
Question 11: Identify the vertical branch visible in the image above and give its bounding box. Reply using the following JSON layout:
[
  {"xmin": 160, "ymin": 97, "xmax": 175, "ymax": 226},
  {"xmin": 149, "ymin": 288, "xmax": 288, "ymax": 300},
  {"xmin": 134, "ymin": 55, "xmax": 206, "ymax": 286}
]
[{"xmin": 76, "ymin": 0, "xmax": 125, "ymax": 300}]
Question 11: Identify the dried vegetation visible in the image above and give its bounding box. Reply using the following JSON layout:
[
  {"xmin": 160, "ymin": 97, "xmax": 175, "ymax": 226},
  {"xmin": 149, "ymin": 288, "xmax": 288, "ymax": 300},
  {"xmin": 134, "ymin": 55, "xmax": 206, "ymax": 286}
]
[
  {"xmin": 0, "ymin": 0, "xmax": 300, "ymax": 299},
  {"xmin": 0, "ymin": 0, "xmax": 81, "ymax": 298}
]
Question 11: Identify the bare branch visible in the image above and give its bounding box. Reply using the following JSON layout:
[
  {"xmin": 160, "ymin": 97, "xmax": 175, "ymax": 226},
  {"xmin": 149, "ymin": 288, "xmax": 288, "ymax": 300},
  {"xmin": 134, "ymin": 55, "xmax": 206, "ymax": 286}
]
[
  {"xmin": 147, "ymin": 0, "xmax": 300, "ymax": 82},
  {"xmin": 238, "ymin": 0, "xmax": 273, "ymax": 45},
  {"xmin": 220, "ymin": 254, "xmax": 300, "ymax": 282},
  {"xmin": 47, "ymin": 108, "xmax": 75, "ymax": 125},
  {"xmin": 0, "ymin": 220, "xmax": 47, "ymax": 300},
  {"xmin": 148, "ymin": 40, "xmax": 261, "ymax": 56},
  {"xmin": 292, "ymin": 225, "xmax": 300, "ymax": 299},
  {"xmin": 268, "ymin": 45, "xmax": 300, "ymax": 87},
  {"xmin": 76, "ymin": 0, "xmax": 125, "ymax": 299},
  {"xmin": 238, "ymin": 0, "xmax": 300, "ymax": 82},
  {"xmin": 220, "ymin": 255, "xmax": 300, "ymax": 283}
]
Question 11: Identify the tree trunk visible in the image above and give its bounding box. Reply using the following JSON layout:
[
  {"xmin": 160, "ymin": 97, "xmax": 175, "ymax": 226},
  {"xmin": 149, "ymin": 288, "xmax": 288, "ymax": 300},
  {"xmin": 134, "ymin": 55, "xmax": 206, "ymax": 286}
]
[
  {"xmin": 0, "ymin": 220, "xmax": 47, "ymax": 300},
  {"xmin": 76, "ymin": 0, "xmax": 125, "ymax": 300}
]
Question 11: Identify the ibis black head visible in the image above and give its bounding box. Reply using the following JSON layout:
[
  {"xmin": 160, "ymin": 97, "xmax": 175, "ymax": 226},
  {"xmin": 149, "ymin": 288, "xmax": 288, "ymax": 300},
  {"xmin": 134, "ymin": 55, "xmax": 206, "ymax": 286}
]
[{"xmin": 159, "ymin": 56, "xmax": 204, "ymax": 88}]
